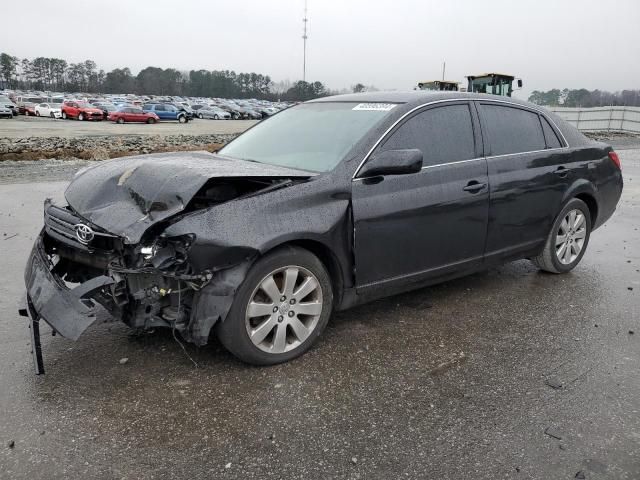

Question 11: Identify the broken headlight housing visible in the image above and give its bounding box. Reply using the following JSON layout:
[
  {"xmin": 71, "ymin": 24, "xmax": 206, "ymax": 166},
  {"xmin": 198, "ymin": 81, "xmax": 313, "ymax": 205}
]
[{"xmin": 140, "ymin": 234, "xmax": 196, "ymax": 271}]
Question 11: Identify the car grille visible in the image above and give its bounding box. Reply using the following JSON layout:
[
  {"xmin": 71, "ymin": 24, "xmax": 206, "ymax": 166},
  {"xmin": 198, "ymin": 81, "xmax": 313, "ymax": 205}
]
[{"xmin": 44, "ymin": 204, "xmax": 118, "ymax": 251}]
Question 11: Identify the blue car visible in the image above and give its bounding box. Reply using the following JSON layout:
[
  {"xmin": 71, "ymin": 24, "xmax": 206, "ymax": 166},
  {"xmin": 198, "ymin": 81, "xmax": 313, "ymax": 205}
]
[{"xmin": 142, "ymin": 103, "xmax": 190, "ymax": 123}]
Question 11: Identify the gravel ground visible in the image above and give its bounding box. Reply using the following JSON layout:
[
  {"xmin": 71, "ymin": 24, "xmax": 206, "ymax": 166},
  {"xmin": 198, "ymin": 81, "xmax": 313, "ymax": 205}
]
[{"xmin": 0, "ymin": 147, "xmax": 638, "ymax": 479}]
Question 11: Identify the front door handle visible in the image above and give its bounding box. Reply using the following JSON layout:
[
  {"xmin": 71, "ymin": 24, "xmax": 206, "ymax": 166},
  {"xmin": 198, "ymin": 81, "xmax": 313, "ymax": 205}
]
[
  {"xmin": 554, "ymin": 166, "xmax": 569, "ymax": 177},
  {"xmin": 463, "ymin": 180, "xmax": 487, "ymax": 193}
]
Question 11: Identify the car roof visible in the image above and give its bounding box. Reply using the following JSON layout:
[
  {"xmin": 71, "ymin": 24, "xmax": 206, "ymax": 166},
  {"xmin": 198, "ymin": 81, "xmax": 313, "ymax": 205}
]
[{"xmin": 309, "ymin": 91, "xmax": 540, "ymax": 110}]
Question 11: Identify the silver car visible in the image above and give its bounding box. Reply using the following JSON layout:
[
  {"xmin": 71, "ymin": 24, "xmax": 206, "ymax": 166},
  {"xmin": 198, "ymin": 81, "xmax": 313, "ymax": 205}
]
[
  {"xmin": 196, "ymin": 106, "xmax": 231, "ymax": 120},
  {"xmin": 0, "ymin": 105, "xmax": 13, "ymax": 119}
]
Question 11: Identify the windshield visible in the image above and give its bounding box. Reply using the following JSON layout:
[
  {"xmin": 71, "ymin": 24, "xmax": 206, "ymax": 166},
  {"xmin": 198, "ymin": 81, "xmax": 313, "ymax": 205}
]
[{"xmin": 219, "ymin": 102, "xmax": 394, "ymax": 172}]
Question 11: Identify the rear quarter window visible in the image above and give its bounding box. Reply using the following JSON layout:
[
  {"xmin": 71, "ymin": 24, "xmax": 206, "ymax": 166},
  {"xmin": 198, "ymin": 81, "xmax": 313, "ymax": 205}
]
[
  {"xmin": 481, "ymin": 104, "xmax": 546, "ymax": 156},
  {"xmin": 540, "ymin": 115, "xmax": 563, "ymax": 148}
]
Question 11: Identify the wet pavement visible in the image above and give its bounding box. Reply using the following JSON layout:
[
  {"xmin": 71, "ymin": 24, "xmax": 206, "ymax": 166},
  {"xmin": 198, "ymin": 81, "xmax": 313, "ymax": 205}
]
[{"xmin": 0, "ymin": 149, "xmax": 639, "ymax": 479}]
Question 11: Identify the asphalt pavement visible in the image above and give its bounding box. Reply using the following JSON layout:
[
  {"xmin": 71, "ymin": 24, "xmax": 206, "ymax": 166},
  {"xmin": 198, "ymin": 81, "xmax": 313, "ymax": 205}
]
[{"xmin": 0, "ymin": 148, "xmax": 638, "ymax": 479}]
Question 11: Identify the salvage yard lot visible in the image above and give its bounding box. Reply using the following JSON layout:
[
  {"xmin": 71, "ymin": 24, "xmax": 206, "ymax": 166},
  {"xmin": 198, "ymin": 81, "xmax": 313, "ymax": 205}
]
[
  {"xmin": 0, "ymin": 115, "xmax": 257, "ymax": 139},
  {"xmin": 0, "ymin": 147, "xmax": 638, "ymax": 479}
]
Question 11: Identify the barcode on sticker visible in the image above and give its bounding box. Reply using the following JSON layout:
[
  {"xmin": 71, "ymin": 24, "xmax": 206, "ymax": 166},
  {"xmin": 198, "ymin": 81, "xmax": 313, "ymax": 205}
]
[{"xmin": 352, "ymin": 103, "xmax": 396, "ymax": 111}]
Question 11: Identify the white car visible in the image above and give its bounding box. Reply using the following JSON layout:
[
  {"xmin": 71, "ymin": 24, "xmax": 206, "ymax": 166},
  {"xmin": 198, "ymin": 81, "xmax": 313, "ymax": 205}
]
[{"xmin": 35, "ymin": 103, "xmax": 62, "ymax": 119}]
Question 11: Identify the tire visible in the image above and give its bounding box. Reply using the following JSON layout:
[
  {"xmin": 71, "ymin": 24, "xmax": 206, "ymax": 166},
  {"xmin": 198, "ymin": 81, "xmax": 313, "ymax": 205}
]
[
  {"xmin": 50, "ymin": 112, "xmax": 55, "ymax": 118},
  {"xmin": 197, "ymin": 113, "xmax": 203, "ymax": 119},
  {"xmin": 146, "ymin": 118, "xmax": 155, "ymax": 124},
  {"xmin": 62, "ymin": 111, "xmax": 67, "ymax": 120},
  {"xmin": 213, "ymin": 114, "xmax": 219, "ymax": 120},
  {"xmin": 36, "ymin": 111, "xmax": 40, "ymax": 117},
  {"xmin": 116, "ymin": 117, "xmax": 125, "ymax": 124},
  {"xmin": 78, "ymin": 112, "xmax": 85, "ymax": 121},
  {"xmin": 178, "ymin": 115, "xmax": 187, "ymax": 123},
  {"xmin": 217, "ymin": 246, "xmax": 334, "ymax": 365},
  {"xmin": 531, "ymin": 198, "xmax": 592, "ymax": 273}
]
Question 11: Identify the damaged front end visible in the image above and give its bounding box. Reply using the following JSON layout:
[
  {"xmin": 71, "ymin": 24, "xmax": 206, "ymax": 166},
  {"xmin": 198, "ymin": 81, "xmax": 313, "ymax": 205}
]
[
  {"xmin": 20, "ymin": 200, "xmax": 219, "ymax": 374},
  {"xmin": 20, "ymin": 152, "xmax": 317, "ymax": 373}
]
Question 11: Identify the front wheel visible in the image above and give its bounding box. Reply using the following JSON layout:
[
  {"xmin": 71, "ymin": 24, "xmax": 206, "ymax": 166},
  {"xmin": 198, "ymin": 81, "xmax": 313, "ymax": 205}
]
[
  {"xmin": 62, "ymin": 111, "xmax": 67, "ymax": 120},
  {"xmin": 146, "ymin": 118, "xmax": 155, "ymax": 124},
  {"xmin": 217, "ymin": 246, "xmax": 333, "ymax": 365},
  {"xmin": 78, "ymin": 113, "xmax": 85, "ymax": 121},
  {"xmin": 178, "ymin": 115, "xmax": 187, "ymax": 123},
  {"xmin": 50, "ymin": 112, "xmax": 55, "ymax": 118},
  {"xmin": 116, "ymin": 117, "xmax": 125, "ymax": 124},
  {"xmin": 531, "ymin": 198, "xmax": 592, "ymax": 273}
]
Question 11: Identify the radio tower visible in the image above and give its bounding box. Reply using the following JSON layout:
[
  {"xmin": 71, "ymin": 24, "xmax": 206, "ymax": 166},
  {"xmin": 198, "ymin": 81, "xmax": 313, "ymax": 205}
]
[{"xmin": 302, "ymin": 0, "xmax": 308, "ymax": 82}]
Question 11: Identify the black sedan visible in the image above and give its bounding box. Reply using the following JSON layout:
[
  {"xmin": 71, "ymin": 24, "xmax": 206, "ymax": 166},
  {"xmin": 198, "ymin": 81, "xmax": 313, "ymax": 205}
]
[{"xmin": 20, "ymin": 92, "xmax": 623, "ymax": 372}]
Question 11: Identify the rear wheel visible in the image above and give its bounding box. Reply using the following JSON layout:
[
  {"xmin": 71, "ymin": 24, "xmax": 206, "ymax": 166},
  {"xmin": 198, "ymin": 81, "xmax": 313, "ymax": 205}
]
[
  {"xmin": 116, "ymin": 117, "xmax": 125, "ymax": 124},
  {"xmin": 531, "ymin": 198, "xmax": 592, "ymax": 273},
  {"xmin": 217, "ymin": 246, "xmax": 333, "ymax": 365}
]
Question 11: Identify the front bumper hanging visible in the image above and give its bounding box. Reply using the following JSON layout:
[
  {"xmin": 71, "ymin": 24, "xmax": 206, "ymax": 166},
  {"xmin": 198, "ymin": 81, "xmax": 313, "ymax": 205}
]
[{"xmin": 18, "ymin": 235, "xmax": 114, "ymax": 374}]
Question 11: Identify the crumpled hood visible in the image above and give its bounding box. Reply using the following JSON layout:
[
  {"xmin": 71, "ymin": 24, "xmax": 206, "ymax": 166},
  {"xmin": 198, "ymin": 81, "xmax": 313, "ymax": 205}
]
[{"xmin": 65, "ymin": 151, "xmax": 314, "ymax": 243}]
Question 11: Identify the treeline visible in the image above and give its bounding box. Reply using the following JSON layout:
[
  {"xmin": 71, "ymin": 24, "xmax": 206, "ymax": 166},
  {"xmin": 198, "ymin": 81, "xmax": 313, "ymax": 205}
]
[
  {"xmin": 0, "ymin": 52, "xmax": 332, "ymax": 101},
  {"xmin": 529, "ymin": 88, "xmax": 640, "ymax": 107}
]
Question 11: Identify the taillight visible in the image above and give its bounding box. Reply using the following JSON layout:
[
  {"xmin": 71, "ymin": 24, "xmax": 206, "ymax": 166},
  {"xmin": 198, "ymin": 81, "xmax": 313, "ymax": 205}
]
[{"xmin": 608, "ymin": 151, "xmax": 621, "ymax": 170}]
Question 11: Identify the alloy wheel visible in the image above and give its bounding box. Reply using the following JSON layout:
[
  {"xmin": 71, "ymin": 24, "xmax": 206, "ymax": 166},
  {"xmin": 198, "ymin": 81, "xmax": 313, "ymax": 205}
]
[
  {"xmin": 555, "ymin": 209, "xmax": 586, "ymax": 265},
  {"xmin": 245, "ymin": 266, "xmax": 323, "ymax": 354}
]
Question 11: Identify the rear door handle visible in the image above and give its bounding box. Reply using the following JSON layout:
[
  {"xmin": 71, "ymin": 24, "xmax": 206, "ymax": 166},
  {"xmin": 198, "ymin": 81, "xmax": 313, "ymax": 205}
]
[
  {"xmin": 554, "ymin": 166, "xmax": 569, "ymax": 177},
  {"xmin": 463, "ymin": 181, "xmax": 487, "ymax": 193}
]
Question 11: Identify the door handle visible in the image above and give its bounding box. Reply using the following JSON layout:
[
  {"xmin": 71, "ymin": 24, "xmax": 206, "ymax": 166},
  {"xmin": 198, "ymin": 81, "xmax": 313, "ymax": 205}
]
[
  {"xmin": 463, "ymin": 181, "xmax": 487, "ymax": 193},
  {"xmin": 554, "ymin": 166, "xmax": 569, "ymax": 177}
]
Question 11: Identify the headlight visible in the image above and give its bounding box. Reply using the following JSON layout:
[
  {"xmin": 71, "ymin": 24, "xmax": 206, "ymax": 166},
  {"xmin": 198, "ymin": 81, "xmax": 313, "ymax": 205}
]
[{"xmin": 140, "ymin": 234, "xmax": 196, "ymax": 271}]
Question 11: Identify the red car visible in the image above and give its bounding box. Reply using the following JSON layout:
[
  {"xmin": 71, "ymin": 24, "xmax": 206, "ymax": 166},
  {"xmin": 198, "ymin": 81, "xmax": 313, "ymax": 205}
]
[
  {"xmin": 61, "ymin": 100, "xmax": 104, "ymax": 121},
  {"xmin": 108, "ymin": 107, "xmax": 160, "ymax": 124},
  {"xmin": 21, "ymin": 103, "xmax": 37, "ymax": 116}
]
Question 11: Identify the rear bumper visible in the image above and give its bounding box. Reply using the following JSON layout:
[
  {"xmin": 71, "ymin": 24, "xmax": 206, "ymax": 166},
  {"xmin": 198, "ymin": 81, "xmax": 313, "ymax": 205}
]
[{"xmin": 21, "ymin": 232, "xmax": 115, "ymax": 341}]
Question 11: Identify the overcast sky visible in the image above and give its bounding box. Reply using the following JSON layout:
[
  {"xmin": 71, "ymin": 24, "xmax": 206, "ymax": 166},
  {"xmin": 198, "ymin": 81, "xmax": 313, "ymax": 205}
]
[{"xmin": 1, "ymin": 0, "xmax": 638, "ymax": 98}]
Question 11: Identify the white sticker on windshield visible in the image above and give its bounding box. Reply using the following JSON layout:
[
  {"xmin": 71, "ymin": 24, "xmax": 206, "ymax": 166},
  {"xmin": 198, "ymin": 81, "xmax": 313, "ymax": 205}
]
[{"xmin": 352, "ymin": 103, "xmax": 397, "ymax": 111}]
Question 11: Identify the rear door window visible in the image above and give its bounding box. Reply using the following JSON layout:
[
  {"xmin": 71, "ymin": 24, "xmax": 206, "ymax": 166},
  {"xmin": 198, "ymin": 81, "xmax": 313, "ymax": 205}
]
[
  {"xmin": 378, "ymin": 104, "xmax": 476, "ymax": 167},
  {"xmin": 480, "ymin": 104, "xmax": 546, "ymax": 155},
  {"xmin": 540, "ymin": 115, "xmax": 563, "ymax": 148}
]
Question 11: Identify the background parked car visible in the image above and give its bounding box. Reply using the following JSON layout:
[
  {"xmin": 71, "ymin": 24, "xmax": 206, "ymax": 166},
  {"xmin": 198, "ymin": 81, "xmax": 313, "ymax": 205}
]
[
  {"xmin": 0, "ymin": 95, "xmax": 18, "ymax": 116},
  {"xmin": 196, "ymin": 106, "xmax": 231, "ymax": 120},
  {"xmin": 92, "ymin": 102, "xmax": 119, "ymax": 119},
  {"xmin": 22, "ymin": 102, "xmax": 37, "ymax": 116},
  {"xmin": 109, "ymin": 107, "xmax": 160, "ymax": 124},
  {"xmin": 61, "ymin": 100, "xmax": 104, "ymax": 121},
  {"xmin": 35, "ymin": 103, "xmax": 62, "ymax": 118},
  {"xmin": 142, "ymin": 103, "xmax": 190, "ymax": 123},
  {"xmin": 0, "ymin": 106, "xmax": 13, "ymax": 119}
]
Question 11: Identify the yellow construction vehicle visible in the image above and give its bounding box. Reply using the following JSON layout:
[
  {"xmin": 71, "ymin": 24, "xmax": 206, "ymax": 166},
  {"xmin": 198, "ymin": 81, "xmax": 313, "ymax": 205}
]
[{"xmin": 465, "ymin": 73, "xmax": 522, "ymax": 97}]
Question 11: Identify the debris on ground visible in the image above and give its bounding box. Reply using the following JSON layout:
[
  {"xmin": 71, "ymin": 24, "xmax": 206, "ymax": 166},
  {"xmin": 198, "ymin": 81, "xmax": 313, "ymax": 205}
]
[
  {"xmin": 8, "ymin": 440, "xmax": 15, "ymax": 449},
  {"xmin": 351, "ymin": 457, "xmax": 358, "ymax": 465},
  {"xmin": 575, "ymin": 471, "xmax": 586, "ymax": 479},
  {"xmin": 545, "ymin": 378, "xmax": 563, "ymax": 390},
  {"xmin": 119, "ymin": 358, "xmax": 129, "ymax": 365},
  {"xmin": 544, "ymin": 426, "xmax": 563, "ymax": 440}
]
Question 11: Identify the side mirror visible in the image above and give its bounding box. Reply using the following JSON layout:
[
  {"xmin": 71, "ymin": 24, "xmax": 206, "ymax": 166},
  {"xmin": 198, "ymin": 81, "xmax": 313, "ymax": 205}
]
[
  {"xmin": 358, "ymin": 149, "xmax": 423, "ymax": 178},
  {"xmin": 517, "ymin": 79, "xmax": 523, "ymax": 88}
]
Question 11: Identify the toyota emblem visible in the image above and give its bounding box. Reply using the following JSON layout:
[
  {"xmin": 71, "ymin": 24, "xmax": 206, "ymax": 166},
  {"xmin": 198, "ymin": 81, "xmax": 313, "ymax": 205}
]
[{"xmin": 74, "ymin": 224, "xmax": 95, "ymax": 244}]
